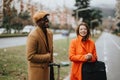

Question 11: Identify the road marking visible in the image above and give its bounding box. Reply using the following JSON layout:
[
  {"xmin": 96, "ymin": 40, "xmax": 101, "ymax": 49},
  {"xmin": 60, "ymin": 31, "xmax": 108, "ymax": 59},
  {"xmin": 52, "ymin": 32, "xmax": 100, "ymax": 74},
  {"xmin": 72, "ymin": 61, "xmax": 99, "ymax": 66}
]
[
  {"xmin": 104, "ymin": 56, "xmax": 107, "ymax": 61},
  {"xmin": 111, "ymin": 38, "xmax": 120, "ymax": 50},
  {"xmin": 103, "ymin": 33, "xmax": 108, "ymax": 74},
  {"xmin": 108, "ymin": 35, "xmax": 120, "ymax": 50},
  {"xmin": 106, "ymin": 65, "xmax": 108, "ymax": 73}
]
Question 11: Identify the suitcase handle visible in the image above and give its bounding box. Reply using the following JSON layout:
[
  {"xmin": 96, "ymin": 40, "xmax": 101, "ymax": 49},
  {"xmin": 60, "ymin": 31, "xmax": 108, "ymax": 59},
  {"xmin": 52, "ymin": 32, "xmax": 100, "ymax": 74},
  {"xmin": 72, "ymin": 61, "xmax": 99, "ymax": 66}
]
[
  {"xmin": 49, "ymin": 63, "xmax": 60, "ymax": 80},
  {"xmin": 49, "ymin": 63, "xmax": 60, "ymax": 68}
]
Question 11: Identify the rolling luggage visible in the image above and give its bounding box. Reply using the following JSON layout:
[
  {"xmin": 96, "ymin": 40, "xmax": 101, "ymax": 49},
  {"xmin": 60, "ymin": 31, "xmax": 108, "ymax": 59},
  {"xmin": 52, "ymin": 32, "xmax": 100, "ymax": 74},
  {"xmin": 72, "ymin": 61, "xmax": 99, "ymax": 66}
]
[
  {"xmin": 49, "ymin": 63, "xmax": 61, "ymax": 80},
  {"xmin": 82, "ymin": 61, "xmax": 107, "ymax": 80}
]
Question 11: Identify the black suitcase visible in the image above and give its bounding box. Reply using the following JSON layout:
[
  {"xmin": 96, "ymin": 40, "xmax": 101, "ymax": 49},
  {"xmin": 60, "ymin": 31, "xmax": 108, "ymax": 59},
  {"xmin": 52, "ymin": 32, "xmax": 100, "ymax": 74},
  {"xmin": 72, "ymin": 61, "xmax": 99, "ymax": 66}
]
[
  {"xmin": 49, "ymin": 63, "xmax": 60, "ymax": 80},
  {"xmin": 82, "ymin": 61, "xmax": 107, "ymax": 80}
]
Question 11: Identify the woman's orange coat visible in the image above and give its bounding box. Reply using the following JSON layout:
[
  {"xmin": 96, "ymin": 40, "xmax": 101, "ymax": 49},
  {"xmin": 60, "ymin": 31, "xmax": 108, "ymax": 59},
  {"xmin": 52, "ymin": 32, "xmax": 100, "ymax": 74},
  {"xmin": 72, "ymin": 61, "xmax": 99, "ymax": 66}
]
[{"xmin": 69, "ymin": 36, "xmax": 97, "ymax": 80}]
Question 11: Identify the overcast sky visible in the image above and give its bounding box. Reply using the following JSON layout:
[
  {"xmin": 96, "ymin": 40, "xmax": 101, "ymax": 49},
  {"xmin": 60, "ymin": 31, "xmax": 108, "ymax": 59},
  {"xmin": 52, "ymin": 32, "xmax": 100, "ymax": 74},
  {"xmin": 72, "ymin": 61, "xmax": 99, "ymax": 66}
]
[
  {"xmin": 28, "ymin": 0, "xmax": 116, "ymax": 9},
  {"xmin": 90, "ymin": 0, "xmax": 116, "ymax": 8}
]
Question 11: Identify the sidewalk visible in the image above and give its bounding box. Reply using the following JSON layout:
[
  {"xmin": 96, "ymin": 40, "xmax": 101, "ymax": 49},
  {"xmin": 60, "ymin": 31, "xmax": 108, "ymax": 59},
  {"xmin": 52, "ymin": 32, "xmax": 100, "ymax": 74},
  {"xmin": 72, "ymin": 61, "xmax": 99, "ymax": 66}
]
[{"xmin": 63, "ymin": 75, "xmax": 70, "ymax": 80}]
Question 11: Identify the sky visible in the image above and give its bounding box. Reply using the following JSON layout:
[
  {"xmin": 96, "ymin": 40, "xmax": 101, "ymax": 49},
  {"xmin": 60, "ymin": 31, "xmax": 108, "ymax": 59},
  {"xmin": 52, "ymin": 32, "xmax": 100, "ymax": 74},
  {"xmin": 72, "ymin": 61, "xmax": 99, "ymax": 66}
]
[
  {"xmin": 90, "ymin": 0, "xmax": 116, "ymax": 8},
  {"xmin": 30, "ymin": 0, "xmax": 75, "ymax": 9},
  {"xmin": 29, "ymin": 0, "xmax": 117, "ymax": 9}
]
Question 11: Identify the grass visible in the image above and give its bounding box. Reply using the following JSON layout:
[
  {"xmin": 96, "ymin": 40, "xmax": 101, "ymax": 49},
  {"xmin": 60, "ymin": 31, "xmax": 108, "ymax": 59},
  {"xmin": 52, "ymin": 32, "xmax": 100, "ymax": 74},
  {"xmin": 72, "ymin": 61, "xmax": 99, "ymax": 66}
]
[
  {"xmin": 0, "ymin": 33, "xmax": 100, "ymax": 80},
  {"xmin": 53, "ymin": 38, "xmax": 70, "ymax": 80},
  {"xmin": 0, "ymin": 34, "xmax": 28, "ymax": 38},
  {"xmin": 0, "ymin": 46, "xmax": 27, "ymax": 80}
]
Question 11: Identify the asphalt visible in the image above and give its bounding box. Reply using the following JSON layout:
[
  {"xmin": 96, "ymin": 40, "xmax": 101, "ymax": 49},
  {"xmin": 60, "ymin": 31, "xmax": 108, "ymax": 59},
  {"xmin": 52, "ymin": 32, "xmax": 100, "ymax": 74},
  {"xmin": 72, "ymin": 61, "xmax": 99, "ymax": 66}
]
[{"xmin": 0, "ymin": 33, "xmax": 76, "ymax": 48}]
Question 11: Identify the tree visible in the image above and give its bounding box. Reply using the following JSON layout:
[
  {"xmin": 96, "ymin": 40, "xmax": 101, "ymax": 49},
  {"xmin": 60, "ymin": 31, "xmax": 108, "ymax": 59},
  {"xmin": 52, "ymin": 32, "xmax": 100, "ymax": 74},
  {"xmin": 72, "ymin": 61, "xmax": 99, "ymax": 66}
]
[
  {"xmin": 18, "ymin": 10, "xmax": 30, "ymax": 20},
  {"xmin": 73, "ymin": 0, "xmax": 91, "ymax": 25},
  {"xmin": 2, "ymin": 0, "xmax": 32, "ymax": 34},
  {"xmin": 10, "ymin": 10, "xmax": 32, "ymax": 33},
  {"xmin": 18, "ymin": 10, "xmax": 32, "ymax": 26},
  {"xmin": 3, "ymin": 0, "xmax": 13, "ymax": 33},
  {"xmin": 73, "ymin": 0, "xmax": 103, "ymax": 28},
  {"xmin": 117, "ymin": 22, "xmax": 120, "ymax": 32},
  {"xmin": 75, "ymin": 0, "xmax": 90, "ymax": 8},
  {"xmin": 90, "ymin": 8, "xmax": 103, "ymax": 29}
]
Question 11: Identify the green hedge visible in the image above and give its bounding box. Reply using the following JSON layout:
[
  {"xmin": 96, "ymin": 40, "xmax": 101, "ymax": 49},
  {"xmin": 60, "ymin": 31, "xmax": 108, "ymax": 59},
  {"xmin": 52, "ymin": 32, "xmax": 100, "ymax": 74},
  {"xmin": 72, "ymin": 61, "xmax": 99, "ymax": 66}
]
[{"xmin": 0, "ymin": 34, "xmax": 28, "ymax": 38}]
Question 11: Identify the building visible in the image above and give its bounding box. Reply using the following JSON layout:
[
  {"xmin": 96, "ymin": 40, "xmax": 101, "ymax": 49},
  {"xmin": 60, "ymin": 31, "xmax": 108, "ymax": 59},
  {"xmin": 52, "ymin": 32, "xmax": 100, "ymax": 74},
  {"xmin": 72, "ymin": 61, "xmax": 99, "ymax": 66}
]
[
  {"xmin": 1, "ymin": 0, "xmax": 76, "ymax": 29},
  {"xmin": 0, "ymin": 0, "xmax": 3, "ymax": 26}
]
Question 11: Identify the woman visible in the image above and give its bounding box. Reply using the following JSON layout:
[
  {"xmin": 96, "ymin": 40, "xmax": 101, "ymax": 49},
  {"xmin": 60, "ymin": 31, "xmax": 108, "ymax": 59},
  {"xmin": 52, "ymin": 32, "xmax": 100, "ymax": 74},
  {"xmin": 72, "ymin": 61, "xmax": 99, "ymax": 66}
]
[{"xmin": 69, "ymin": 22, "xmax": 97, "ymax": 80}]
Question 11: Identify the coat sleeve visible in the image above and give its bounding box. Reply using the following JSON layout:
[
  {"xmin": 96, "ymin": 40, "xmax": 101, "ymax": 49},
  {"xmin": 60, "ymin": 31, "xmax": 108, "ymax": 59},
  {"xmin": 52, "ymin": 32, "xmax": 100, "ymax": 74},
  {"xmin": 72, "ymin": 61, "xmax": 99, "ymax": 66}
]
[
  {"xmin": 69, "ymin": 39, "xmax": 87, "ymax": 62},
  {"xmin": 49, "ymin": 31, "xmax": 53, "ymax": 63},
  {"xmin": 26, "ymin": 35, "xmax": 51, "ymax": 63},
  {"xmin": 91, "ymin": 43, "xmax": 98, "ymax": 62}
]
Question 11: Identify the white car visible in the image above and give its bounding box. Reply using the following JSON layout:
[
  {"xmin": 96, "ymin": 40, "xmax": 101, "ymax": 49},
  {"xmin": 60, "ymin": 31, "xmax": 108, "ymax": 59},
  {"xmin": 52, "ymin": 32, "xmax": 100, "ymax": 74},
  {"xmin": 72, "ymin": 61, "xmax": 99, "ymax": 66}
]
[
  {"xmin": 0, "ymin": 28, "xmax": 6, "ymax": 34},
  {"xmin": 22, "ymin": 25, "xmax": 34, "ymax": 33}
]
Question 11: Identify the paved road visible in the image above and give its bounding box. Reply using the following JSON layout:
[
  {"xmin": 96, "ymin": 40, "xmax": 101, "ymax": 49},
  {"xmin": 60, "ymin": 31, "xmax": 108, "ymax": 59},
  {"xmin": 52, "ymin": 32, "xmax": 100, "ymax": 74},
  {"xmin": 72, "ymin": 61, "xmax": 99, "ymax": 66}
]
[
  {"xmin": 64, "ymin": 32, "xmax": 120, "ymax": 80},
  {"xmin": 0, "ymin": 37, "xmax": 27, "ymax": 48},
  {"xmin": 96, "ymin": 32, "xmax": 120, "ymax": 80},
  {"xmin": 0, "ymin": 33, "xmax": 76, "ymax": 49}
]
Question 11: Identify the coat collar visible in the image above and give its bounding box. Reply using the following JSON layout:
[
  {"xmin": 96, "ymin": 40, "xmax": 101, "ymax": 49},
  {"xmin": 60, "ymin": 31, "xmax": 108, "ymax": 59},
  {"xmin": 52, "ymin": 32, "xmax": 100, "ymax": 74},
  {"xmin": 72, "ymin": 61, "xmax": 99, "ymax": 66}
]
[
  {"xmin": 36, "ymin": 26, "xmax": 49, "ymax": 50},
  {"xmin": 77, "ymin": 35, "xmax": 90, "ymax": 42},
  {"xmin": 77, "ymin": 35, "xmax": 90, "ymax": 53},
  {"xmin": 77, "ymin": 35, "xmax": 83, "ymax": 41}
]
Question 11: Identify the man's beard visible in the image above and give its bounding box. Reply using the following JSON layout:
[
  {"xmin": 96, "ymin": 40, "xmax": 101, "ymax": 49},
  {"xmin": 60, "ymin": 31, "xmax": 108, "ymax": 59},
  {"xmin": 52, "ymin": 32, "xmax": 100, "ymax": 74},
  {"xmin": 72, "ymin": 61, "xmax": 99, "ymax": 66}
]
[
  {"xmin": 41, "ymin": 23, "xmax": 50, "ymax": 29},
  {"xmin": 43, "ymin": 23, "xmax": 49, "ymax": 28}
]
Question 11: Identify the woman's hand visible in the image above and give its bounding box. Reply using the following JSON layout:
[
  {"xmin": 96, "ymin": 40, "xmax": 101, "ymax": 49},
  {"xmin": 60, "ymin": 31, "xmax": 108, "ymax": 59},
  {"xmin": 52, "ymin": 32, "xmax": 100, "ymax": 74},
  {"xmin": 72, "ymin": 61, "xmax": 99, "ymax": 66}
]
[{"xmin": 85, "ymin": 53, "xmax": 92, "ymax": 61}]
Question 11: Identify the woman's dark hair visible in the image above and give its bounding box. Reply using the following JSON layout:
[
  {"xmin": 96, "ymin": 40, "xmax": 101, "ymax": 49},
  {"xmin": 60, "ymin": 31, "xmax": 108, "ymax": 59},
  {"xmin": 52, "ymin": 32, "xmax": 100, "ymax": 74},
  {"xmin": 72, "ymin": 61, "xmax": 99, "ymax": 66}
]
[{"xmin": 76, "ymin": 22, "xmax": 91, "ymax": 41}]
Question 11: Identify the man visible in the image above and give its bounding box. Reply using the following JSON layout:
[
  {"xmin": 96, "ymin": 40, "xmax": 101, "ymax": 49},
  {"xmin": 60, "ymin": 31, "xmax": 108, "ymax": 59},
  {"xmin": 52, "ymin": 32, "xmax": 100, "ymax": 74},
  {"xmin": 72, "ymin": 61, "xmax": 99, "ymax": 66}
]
[{"xmin": 26, "ymin": 11, "xmax": 53, "ymax": 80}]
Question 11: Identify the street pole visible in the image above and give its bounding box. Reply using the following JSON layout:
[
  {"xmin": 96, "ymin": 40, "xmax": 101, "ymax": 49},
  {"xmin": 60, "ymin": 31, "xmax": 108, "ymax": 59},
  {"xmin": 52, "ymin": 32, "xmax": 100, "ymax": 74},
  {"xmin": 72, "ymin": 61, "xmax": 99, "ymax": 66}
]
[
  {"xmin": 90, "ymin": 19, "xmax": 99, "ymax": 36},
  {"xmin": 76, "ymin": 7, "xmax": 90, "ymax": 23}
]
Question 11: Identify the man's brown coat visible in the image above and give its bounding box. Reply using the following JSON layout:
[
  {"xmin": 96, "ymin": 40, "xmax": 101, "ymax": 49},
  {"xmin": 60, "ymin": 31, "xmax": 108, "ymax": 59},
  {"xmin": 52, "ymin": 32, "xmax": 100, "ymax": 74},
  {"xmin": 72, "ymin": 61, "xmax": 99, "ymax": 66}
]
[{"xmin": 26, "ymin": 26, "xmax": 53, "ymax": 80}]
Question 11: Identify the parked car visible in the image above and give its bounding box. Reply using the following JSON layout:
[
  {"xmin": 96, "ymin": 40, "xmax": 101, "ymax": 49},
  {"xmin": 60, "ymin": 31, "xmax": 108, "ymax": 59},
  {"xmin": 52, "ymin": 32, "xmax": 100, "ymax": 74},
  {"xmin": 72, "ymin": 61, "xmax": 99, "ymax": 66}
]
[
  {"xmin": 61, "ymin": 30, "xmax": 69, "ymax": 36},
  {"xmin": 22, "ymin": 25, "xmax": 34, "ymax": 34},
  {"xmin": 0, "ymin": 28, "xmax": 6, "ymax": 34}
]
